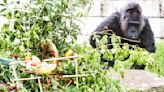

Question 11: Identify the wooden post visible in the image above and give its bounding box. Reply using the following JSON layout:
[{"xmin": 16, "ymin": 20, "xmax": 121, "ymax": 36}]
[
  {"xmin": 75, "ymin": 58, "xmax": 79, "ymax": 89},
  {"xmin": 38, "ymin": 78, "xmax": 43, "ymax": 92},
  {"xmin": 11, "ymin": 65, "xmax": 22, "ymax": 89}
]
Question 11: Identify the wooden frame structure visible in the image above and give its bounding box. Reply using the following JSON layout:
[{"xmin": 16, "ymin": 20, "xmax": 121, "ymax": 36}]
[{"xmin": 9, "ymin": 55, "xmax": 89, "ymax": 91}]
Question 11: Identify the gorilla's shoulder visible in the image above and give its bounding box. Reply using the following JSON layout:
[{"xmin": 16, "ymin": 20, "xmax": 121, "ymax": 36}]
[
  {"xmin": 103, "ymin": 12, "xmax": 121, "ymax": 25},
  {"xmin": 142, "ymin": 15, "xmax": 149, "ymax": 22},
  {"xmin": 106, "ymin": 12, "xmax": 120, "ymax": 20}
]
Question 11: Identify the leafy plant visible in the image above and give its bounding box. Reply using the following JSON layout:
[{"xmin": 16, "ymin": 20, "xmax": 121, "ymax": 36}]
[
  {"xmin": 69, "ymin": 42, "xmax": 123, "ymax": 92},
  {"xmin": 0, "ymin": 63, "xmax": 13, "ymax": 83},
  {"xmin": 146, "ymin": 40, "xmax": 164, "ymax": 76},
  {"xmin": 0, "ymin": 0, "xmax": 92, "ymax": 59},
  {"xmin": 0, "ymin": 0, "xmax": 94, "ymax": 91}
]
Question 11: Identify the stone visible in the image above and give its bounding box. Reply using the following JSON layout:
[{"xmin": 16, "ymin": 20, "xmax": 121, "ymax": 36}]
[{"xmin": 109, "ymin": 68, "xmax": 164, "ymax": 92}]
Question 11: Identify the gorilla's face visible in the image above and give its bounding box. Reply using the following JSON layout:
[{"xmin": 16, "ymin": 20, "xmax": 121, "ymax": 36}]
[
  {"xmin": 120, "ymin": 6, "xmax": 145, "ymax": 40},
  {"xmin": 127, "ymin": 21, "xmax": 140, "ymax": 39}
]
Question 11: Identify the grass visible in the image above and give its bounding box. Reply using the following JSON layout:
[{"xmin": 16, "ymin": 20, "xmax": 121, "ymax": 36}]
[{"xmin": 155, "ymin": 40, "xmax": 164, "ymax": 75}]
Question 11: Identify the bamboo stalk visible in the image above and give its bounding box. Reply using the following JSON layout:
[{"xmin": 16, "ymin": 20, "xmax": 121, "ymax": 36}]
[
  {"xmin": 14, "ymin": 77, "xmax": 41, "ymax": 81},
  {"xmin": 9, "ymin": 55, "xmax": 80, "ymax": 65},
  {"xmin": 11, "ymin": 65, "xmax": 21, "ymax": 89},
  {"xmin": 38, "ymin": 78, "xmax": 43, "ymax": 92},
  {"xmin": 66, "ymin": 80, "xmax": 73, "ymax": 88},
  {"xmin": 75, "ymin": 59, "xmax": 78, "ymax": 89},
  {"xmin": 9, "ymin": 61, "xmax": 28, "ymax": 65},
  {"xmin": 43, "ymin": 55, "xmax": 79, "ymax": 62}
]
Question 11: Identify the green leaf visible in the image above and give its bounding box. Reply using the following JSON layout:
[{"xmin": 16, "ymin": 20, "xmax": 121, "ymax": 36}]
[
  {"xmin": 0, "ymin": 3, "xmax": 5, "ymax": 6},
  {"xmin": 3, "ymin": 0, "xmax": 7, "ymax": 4},
  {"xmin": 1, "ymin": 24, "xmax": 9, "ymax": 32}
]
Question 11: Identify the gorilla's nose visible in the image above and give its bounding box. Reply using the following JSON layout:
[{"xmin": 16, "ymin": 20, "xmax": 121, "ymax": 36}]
[
  {"xmin": 128, "ymin": 30, "xmax": 138, "ymax": 39},
  {"xmin": 128, "ymin": 29, "xmax": 137, "ymax": 35},
  {"xmin": 131, "ymin": 30, "xmax": 137, "ymax": 33}
]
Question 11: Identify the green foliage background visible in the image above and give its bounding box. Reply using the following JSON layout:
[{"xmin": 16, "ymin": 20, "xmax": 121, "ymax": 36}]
[{"xmin": 0, "ymin": 0, "xmax": 92, "ymax": 58}]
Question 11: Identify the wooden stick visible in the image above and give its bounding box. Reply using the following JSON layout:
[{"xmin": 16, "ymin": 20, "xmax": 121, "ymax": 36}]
[
  {"xmin": 9, "ymin": 55, "xmax": 79, "ymax": 65},
  {"xmin": 9, "ymin": 61, "xmax": 28, "ymax": 65},
  {"xmin": 38, "ymin": 78, "xmax": 43, "ymax": 92},
  {"xmin": 66, "ymin": 80, "xmax": 73, "ymax": 88},
  {"xmin": 75, "ymin": 59, "xmax": 78, "ymax": 89},
  {"xmin": 94, "ymin": 32, "xmax": 141, "ymax": 43},
  {"xmin": 43, "ymin": 55, "xmax": 79, "ymax": 62},
  {"xmin": 106, "ymin": 43, "xmax": 139, "ymax": 47},
  {"xmin": 62, "ymin": 74, "xmax": 89, "ymax": 78},
  {"xmin": 121, "ymin": 37, "xmax": 141, "ymax": 43},
  {"xmin": 11, "ymin": 65, "xmax": 22, "ymax": 89},
  {"xmin": 14, "ymin": 77, "xmax": 41, "ymax": 81}
]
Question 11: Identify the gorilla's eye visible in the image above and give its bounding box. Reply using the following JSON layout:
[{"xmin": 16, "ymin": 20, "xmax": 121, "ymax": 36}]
[
  {"xmin": 127, "ymin": 8, "xmax": 140, "ymax": 15},
  {"xmin": 127, "ymin": 9, "xmax": 133, "ymax": 13},
  {"xmin": 128, "ymin": 23, "xmax": 140, "ymax": 30}
]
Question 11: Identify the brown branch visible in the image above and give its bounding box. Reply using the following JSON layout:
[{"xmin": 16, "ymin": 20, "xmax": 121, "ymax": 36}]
[
  {"xmin": 94, "ymin": 31, "xmax": 141, "ymax": 43},
  {"xmin": 106, "ymin": 43, "xmax": 139, "ymax": 47},
  {"xmin": 66, "ymin": 80, "xmax": 73, "ymax": 88},
  {"xmin": 121, "ymin": 37, "xmax": 141, "ymax": 43}
]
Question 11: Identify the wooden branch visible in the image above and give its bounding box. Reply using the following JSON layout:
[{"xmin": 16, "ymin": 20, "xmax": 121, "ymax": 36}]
[
  {"xmin": 14, "ymin": 77, "xmax": 41, "ymax": 81},
  {"xmin": 121, "ymin": 37, "xmax": 141, "ymax": 43},
  {"xmin": 106, "ymin": 43, "xmax": 139, "ymax": 47},
  {"xmin": 43, "ymin": 55, "xmax": 79, "ymax": 62},
  {"xmin": 94, "ymin": 32, "xmax": 141, "ymax": 43}
]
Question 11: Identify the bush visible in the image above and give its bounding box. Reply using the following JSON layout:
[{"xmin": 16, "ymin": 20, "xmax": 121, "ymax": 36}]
[{"xmin": 0, "ymin": 0, "xmax": 92, "ymax": 58}]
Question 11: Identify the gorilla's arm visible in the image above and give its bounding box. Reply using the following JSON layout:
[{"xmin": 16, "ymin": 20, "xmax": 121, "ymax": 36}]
[
  {"xmin": 89, "ymin": 12, "xmax": 121, "ymax": 48},
  {"xmin": 139, "ymin": 18, "xmax": 156, "ymax": 53}
]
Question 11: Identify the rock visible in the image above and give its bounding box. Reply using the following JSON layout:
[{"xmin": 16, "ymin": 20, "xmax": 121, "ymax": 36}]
[{"xmin": 109, "ymin": 68, "xmax": 164, "ymax": 92}]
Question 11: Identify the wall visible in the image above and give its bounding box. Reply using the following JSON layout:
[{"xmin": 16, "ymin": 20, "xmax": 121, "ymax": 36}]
[{"xmin": 0, "ymin": 0, "xmax": 163, "ymax": 43}]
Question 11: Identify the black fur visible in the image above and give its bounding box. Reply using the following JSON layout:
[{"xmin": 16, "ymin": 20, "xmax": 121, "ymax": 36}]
[
  {"xmin": 89, "ymin": 2, "xmax": 156, "ymax": 69},
  {"xmin": 90, "ymin": 2, "xmax": 156, "ymax": 53}
]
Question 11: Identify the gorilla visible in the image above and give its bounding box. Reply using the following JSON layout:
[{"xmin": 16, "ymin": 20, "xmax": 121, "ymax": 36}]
[
  {"xmin": 90, "ymin": 2, "xmax": 156, "ymax": 53},
  {"xmin": 89, "ymin": 2, "xmax": 156, "ymax": 68}
]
